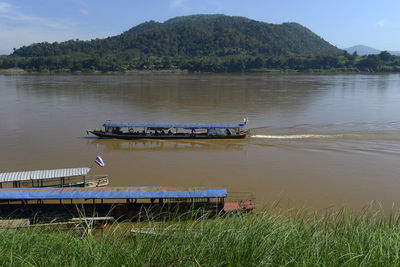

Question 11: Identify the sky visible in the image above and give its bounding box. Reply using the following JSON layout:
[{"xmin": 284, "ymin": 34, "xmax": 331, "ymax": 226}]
[{"xmin": 1, "ymin": 0, "xmax": 400, "ymax": 55}]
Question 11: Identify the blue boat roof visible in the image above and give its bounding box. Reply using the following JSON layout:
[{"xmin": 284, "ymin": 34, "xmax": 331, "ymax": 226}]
[
  {"xmin": 103, "ymin": 123, "xmax": 245, "ymax": 129},
  {"xmin": 0, "ymin": 186, "xmax": 227, "ymax": 200}
]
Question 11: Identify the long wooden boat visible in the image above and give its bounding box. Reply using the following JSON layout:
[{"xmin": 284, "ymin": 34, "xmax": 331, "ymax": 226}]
[
  {"xmin": 0, "ymin": 167, "xmax": 108, "ymax": 188},
  {"xmin": 89, "ymin": 120, "xmax": 249, "ymax": 140},
  {"xmin": 0, "ymin": 187, "xmax": 255, "ymax": 220}
]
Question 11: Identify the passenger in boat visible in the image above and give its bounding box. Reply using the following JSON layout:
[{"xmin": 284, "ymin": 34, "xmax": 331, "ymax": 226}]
[
  {"xmin": 168, "ymin": 130, "xmax": 172, "ymax": 135},
  {"xmin": 161, "ymin": 130, "xmax": 165, "ymax": 135},
  {"xmin": 155, "ymin": 130, "xmax": 159, "ymax": 135},
  {"xmin": 142, "ymin": 130, "xmax": 146, "ymax": 135}
]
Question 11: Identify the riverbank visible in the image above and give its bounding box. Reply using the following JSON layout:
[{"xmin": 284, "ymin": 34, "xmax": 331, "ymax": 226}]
[
  {"xmin": 0, "ymin": 68, "xmax": 27, "ymax": 74},
  {"xmin": 0, "ymin": 67, "xmax": 190, "ymax": 75},
  {"xmin": 0, "ymin": 67, "xmax": 397, "ymax": 75},
  {"xmin": 1, "ymin": 207, "xmax": 400, "ymax": 266}
]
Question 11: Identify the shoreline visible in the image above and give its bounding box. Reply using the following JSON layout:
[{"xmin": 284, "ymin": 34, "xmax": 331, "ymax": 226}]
[{"xmin": 1, "ymin": 67, "xmax": 399, "ymax": 75}]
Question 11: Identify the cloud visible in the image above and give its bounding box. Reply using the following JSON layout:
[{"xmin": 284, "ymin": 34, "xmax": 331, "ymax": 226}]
[
  {"xmin": 169, "ymin": 0, "xmax": 223, "ymax": 13},
  {"xmin": 0, "ymin": 1, "xmax": 66, "ymax": 29},
  {"xmin": 0, "ymin": 2, "xmax": 12, "ymax": 12},
  {"xmin": 376, "ymin": 20, "xmax": 385, "ymax": 27},
  {"xmin": 170, "ymin": 0, "xmax": 188, "ymax": 9},
  {"xmin": 0, "ymin": 1, "xmax": 81, "ymax": 54},
  {"xmin": 375, "ymin": 20, "xmax": 400, "ymax": 29},
  {"xmin": 79, "ymin": 8, "xmax": 88, "ymax": 15},
  {"xmin": 74, "ymin": 0, "xmax": 89, "ymax": 15}
]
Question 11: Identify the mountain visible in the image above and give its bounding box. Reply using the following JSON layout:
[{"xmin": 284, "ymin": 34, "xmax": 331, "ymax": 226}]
[
  {"xmin": 20, "ymin": 14, "xmax": 400, "ymax": 72},
  {"xmin": 12, "ymin": 14, "xmax": 341, "ymax": 59},
  {"xmin": 345, "ymin": 45, "xmax": 400, "ymax": 56},
  {"xmin": 389, "ymin": 51, "xmax": 400, "ymax": 56},
  {"xmin": 345, "ymin": 45, "xmax": 380, "ymax": 56}
]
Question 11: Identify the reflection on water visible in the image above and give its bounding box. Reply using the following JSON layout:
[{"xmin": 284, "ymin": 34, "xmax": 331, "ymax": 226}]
[
  {"xmin": 1, "ymin": 73, "xmax": 400, "ymax": 211},
  {"xmin": 87, "ymin": 138, "xmax": 246, "ymax": 152}
]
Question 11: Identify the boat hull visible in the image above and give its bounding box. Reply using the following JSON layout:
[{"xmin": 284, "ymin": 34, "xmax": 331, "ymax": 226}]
[{"xmin": 89, "ymin": 130, "xmax": 249, "ymax": 140}]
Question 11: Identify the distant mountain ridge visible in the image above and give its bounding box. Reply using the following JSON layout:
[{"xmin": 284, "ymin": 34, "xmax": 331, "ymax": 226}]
[{"xmin": 345, "ymin": 45, "xmax": 400, "ymax": 56}]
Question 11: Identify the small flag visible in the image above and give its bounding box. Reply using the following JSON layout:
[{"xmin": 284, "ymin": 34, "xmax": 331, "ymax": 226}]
[
  {"xmin": 95, "ymin": 155, "xmax": 105, "ymax": 167},
  {"xmin": 243, "ymin": 117, "xmax": 248, "ymax": 125}
]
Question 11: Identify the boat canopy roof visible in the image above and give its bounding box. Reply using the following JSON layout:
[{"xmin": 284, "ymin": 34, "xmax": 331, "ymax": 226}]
[
  {"xmin": 0, "ymin": 186, "xmax": 227, "ymax": 199},
  {"xmin": 0, "ymin": 167, "xmax": 91, "ymax": 183},
  {"xmin": 103, "ymin": 122, "xmax": 245, "ymax": 129}
]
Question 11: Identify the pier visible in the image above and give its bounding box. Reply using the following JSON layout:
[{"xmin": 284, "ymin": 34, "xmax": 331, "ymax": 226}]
[{"xmin": 0, "ymin": 186, "xmax": 254, "ymax": 220}]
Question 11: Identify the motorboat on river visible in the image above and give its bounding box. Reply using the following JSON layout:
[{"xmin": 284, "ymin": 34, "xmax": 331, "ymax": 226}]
[{"xmin": 89, "ymin": 119, "xmax": 249, "ymax": 140}]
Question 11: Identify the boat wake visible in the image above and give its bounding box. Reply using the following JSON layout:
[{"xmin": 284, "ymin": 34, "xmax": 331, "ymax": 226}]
[
  {"xmin": 248, "ymin": 123, "xmax": 400, "ymax": 155},
  {"xmin": 250, "ymin": 134, "xmax": 345, "ymax": 139}
]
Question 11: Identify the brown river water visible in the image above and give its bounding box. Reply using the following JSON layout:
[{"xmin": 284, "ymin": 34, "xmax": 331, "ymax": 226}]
[{"xmin": 1, "ymin": 73, "xmax": 400, "ymax": 211}]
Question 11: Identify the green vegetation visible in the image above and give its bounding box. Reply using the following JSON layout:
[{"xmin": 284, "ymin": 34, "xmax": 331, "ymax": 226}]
[
  {"xmin": 2, "ymin": 207, "xmax": 400, "ymax": 266},
  {"xmin": 1, "ymin": 14, "xmax": 400, "ymax": 73}
]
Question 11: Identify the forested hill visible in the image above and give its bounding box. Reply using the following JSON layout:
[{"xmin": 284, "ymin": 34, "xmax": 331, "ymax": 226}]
[
  {"xmin": 12, "ymin": 14, "xmax": 340, "ymax": 58},
  {"xmin": 2, "ymin": 14, "xmax": 400, "ymax": 72}
]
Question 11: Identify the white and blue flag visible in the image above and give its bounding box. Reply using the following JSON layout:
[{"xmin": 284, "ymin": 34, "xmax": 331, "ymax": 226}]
[{"xmin": 95, "ymin": 155, "xmax": 105, "ymax": 167}]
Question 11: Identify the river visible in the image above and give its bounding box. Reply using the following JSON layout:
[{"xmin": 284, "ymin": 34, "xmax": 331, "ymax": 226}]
[{"xmin": 1, "ymin": 73, "xmax": 400, "ymax": 210}]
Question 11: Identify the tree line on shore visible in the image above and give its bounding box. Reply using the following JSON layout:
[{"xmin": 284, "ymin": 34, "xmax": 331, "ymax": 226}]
[{"xmin": 1, "ymin": 50, "xmax": 399, "ymax": 73}]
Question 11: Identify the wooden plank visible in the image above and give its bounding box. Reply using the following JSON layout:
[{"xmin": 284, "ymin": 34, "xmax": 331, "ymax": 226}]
[
  {"xmin": 0, "ymin": 219, "xmax": 29, "ymax": 228},
  {"xmin": 70, "ymin": 216, "xmax": 114, "ymax": 222}
]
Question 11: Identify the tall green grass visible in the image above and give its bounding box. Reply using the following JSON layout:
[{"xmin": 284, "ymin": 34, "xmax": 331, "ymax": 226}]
[{"xmin": 1, "ymin": 206, "xmax": 400, "ymax": 266}]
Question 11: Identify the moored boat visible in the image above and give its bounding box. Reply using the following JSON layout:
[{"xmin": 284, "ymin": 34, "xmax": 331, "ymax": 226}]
[
  {"xmin": 89, "ymin": 119, "xmax": 249, "ymax": 140},
  {"xmin": 0, "ymin": 167, "xmax": 109, "ymax": 188},
  {"xmin": 0, "ymin": 186, "xmax": 255, "ymax": 220}
]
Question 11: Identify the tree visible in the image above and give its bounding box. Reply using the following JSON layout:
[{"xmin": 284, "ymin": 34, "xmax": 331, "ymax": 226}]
[{"xmin": 379, "ymin": 51, "xmax": 392, "ymax": 61}]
